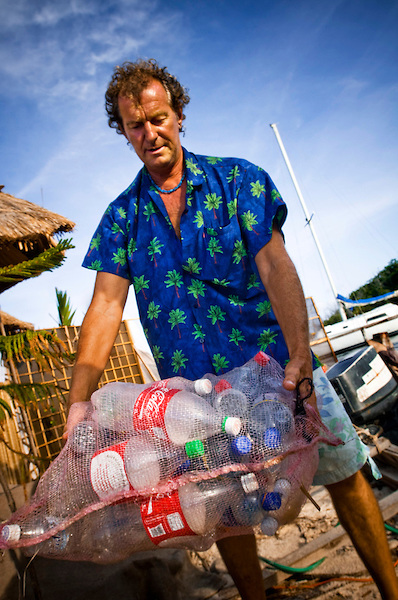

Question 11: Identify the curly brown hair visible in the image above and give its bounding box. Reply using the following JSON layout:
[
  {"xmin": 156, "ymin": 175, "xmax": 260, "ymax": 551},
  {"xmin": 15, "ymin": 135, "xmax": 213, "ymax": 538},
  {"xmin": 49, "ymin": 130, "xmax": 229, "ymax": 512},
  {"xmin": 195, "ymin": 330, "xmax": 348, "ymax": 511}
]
[{"xmin": 105, "ymin": 58, "xmax": 190, "ymax": 134}]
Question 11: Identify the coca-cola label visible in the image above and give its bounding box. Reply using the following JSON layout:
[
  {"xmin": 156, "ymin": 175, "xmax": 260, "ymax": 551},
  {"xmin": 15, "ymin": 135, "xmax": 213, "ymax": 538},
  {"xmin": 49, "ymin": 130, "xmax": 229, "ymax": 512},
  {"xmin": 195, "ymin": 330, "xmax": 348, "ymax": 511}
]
[
  {"xmin": 90, "ymin": 441, "xmax": 131, "ymax": 499},
  {"xmin": 133, "ymin": 387, "xmax": 179, "ymax": 440},
  {"xmin": 140, "ymin": 490, "xmax": 196, "ymax": 544}
]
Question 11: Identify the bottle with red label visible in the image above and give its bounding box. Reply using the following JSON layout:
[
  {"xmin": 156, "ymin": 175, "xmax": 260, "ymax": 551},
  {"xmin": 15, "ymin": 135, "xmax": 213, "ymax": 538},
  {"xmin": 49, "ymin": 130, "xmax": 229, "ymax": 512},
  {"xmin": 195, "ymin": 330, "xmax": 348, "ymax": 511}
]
[
  {"xmin": 140, "ymin": 480, "xmax": 231, "ymax": 549},
  {"xmin": 91, "ymin": 382, "xmax": 240, "ymax": 446},
  {"xmin": 90, "ymin": 433, "xmax": 188, "ymax": 500}
]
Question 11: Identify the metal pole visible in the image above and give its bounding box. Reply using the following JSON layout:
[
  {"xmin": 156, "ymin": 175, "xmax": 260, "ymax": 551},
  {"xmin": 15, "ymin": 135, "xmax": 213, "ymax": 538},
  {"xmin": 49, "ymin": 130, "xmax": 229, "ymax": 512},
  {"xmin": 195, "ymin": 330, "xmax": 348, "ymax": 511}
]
[{"xmin": 270, "ymin": 123, "xmax": 347, "ymax": 321}]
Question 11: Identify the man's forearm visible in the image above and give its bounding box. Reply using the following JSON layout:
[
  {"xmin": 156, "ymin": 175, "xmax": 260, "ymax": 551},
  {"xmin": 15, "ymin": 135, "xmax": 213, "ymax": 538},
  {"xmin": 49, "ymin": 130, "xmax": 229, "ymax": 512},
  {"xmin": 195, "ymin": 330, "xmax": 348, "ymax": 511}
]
[{"xmin": 68, "ymin": 304, "xmax": 123, "ymax": 406}]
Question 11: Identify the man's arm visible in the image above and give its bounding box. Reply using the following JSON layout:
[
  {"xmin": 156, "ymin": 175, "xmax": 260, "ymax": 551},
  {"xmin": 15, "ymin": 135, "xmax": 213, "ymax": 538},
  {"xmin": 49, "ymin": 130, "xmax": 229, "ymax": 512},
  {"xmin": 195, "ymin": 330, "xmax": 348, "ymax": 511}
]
[
  {"xmin": 254, "ymin": 226, "xmax": 316, "ymax": 407},
  {"xmin": 63, "ymin": 271, "xmax": 130, "ymax": 438}
]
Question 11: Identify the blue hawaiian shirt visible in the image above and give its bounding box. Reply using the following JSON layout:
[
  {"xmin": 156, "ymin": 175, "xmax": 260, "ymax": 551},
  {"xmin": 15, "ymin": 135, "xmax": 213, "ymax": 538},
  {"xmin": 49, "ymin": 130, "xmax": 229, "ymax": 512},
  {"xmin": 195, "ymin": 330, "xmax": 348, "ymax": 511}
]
[{"xmin": 83, "ymin": 149, "xmax": 296, "ymax": 380}]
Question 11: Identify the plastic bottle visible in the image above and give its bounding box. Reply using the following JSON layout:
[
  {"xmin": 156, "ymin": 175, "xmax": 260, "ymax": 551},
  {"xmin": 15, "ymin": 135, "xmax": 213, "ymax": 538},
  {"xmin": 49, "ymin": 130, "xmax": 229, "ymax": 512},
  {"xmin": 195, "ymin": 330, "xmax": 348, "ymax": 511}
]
[
  {"xmin": 249, "ymin": 399, "xmax": 294, "ymax": 453},
  {"xmin": 134, "ymin": 387, "xmax": 241, "ymax": 445},
  {"xmin": 140, "ymin": 480, "xmax": 227, "ymax": 548},
  {"xmin": 90, "ymin": 434, "xmax": 187, "ymax": 499},
  {"xmin": 91, "ymin": 382, "xmax": 154, "ymax": 431},
  {"xmin": 162, "ymin": 376, "xmax": 213, "ymax": 396},
  {"xmin": 69, "ymin": 420, "xmax": 97, "ymax": 454},
  {"xmin": 78, "ymin": 500, "xmax": 156, "ymax": 563},
  {"xmin": 1, "ymin": 516, "xmax": 69, "ymax": 557},
  {"xmin": 230, "ymin": 474, "xmax": 264, "ymax": 527},
  {"xmin": 92, "ymin": 382, "xmax": 241, "ymax": 445},
  {"xmin": 213, "ymin": 383, "xmax": 250, "ymax": 417}
]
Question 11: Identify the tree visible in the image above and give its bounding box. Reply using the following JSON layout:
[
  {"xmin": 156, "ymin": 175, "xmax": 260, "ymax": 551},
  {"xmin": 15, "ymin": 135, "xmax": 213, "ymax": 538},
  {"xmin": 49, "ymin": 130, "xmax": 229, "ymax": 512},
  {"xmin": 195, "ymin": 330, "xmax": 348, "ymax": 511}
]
[
  {"xmin": 55, "ymin": 288, "xmax": 76, "ymax": 326},
  {"xmin": 324, "ymin": 259, "xmax": 398, "ymax": 325}
]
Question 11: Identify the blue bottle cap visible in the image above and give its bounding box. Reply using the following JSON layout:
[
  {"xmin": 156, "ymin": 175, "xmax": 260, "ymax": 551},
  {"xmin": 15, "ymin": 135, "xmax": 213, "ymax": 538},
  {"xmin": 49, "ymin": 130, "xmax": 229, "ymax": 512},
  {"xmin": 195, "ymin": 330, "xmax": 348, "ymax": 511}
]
[
  {"xmin": 231, "ymin": 435, "xmax": 252, "ymax": 456},
  {"xmin": 261, "ymin": 491, "xmax": 282, "ymax": 511},
  {"xmin": 263, "ymin": 427, "xmax": 281, "ymax": 449}
]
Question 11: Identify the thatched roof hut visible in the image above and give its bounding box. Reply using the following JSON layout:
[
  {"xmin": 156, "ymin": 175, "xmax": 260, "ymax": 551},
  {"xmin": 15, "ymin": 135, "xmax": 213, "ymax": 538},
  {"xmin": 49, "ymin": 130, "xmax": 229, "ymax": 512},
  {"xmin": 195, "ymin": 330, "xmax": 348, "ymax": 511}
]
[
  {"xmin": 0, "ymin": 310, "xmax": 33, "ymax": 333},
  {"xmin": 0, "ymin": 189, "xmax": 75, "ymax": 292}
]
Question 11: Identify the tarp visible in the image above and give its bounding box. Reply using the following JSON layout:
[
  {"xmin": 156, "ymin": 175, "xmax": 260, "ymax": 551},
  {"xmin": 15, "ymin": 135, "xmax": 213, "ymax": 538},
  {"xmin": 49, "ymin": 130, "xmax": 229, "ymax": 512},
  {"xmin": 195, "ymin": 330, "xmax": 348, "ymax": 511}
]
[{"xmin": 337, "ymin": 291, "xmax": 398, "ymax": 308}]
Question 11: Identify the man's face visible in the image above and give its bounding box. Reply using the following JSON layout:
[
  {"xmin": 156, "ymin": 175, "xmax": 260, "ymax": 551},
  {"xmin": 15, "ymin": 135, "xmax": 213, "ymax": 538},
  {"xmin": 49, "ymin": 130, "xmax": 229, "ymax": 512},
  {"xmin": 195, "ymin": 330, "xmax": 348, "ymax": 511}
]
[{"xmin": 118, "ymin": 79, "xmax": 183, "ymax": 176}]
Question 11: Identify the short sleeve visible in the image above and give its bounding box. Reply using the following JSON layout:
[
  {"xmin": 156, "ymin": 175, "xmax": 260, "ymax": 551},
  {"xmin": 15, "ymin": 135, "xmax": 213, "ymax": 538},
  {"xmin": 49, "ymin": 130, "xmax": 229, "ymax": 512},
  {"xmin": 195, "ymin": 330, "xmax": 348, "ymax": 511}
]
[
  {"xmin": 82, "ymin": 201, "xmax": 131, "ymax": 281},
  {"xmin": 237, "ymin": 164, "xmax": 287, "ymax": 257}
]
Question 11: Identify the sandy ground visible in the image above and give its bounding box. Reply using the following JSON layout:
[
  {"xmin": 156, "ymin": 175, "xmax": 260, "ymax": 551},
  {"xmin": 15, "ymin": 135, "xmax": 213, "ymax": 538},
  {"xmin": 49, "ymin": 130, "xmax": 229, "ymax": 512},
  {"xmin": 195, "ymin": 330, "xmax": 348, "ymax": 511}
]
[{"xmin": 192, "ymin": 482, "xmax": 398, "ymax": 600}]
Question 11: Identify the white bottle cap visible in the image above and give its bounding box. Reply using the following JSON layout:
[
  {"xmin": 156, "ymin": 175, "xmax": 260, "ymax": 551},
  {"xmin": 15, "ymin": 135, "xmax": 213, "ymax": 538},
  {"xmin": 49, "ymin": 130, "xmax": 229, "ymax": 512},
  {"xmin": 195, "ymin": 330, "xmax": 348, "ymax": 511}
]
[
  {"xmin": 241, "ymin": 473, "xmax": 259, "ymax": 494},
  {"xmin": 222, "ymin": 416, "xmax": 242, "ymax": 436},
  {"xmin": 194, "ymin": 378, "xmax": 213, "ymax": 395},
  {"xmin": 274, "ymin": 478, "xmax": 291, "ymax": 496},
  {"xmin": 261, "ymin": 516, "xmax": 279, "ymax": 536},
  {"xmin": 1, "ymin": 524, "xmax": 21, "ymax": 543}
]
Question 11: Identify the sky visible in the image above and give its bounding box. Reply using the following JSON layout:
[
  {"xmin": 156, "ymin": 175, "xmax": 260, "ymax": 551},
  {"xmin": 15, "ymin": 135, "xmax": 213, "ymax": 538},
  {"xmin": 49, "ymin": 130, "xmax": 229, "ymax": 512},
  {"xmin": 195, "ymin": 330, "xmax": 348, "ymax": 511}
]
[{"xmin": 1, "ymin": 0, "xmax": 397, "ymax": 331}]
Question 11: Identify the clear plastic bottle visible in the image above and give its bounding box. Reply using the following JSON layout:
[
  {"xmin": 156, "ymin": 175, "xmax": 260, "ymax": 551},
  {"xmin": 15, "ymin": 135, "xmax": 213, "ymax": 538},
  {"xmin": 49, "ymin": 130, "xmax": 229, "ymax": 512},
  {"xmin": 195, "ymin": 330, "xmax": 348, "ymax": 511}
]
[
  {"xmin": 91, "ymin": 381, "xmax": 153, "ymax": 431},
  {"xmin": 213, "ymin": 386, "xmax": 250, "ymax": 417},
  {"xmin": 162, "ymin": 376, "xmax": 213, "ymax": 396},
  {"xmin": 90, "ymin": 434, "xmax": 188, "ymax": 499},
  {"xmin": 78, "ymin": 500, "xmax": 156, "ymax": 563},
  {"xmin": 92, "ymin": 382, "xmax": 240, "ymax": 445},
  {"xmin": 1, "ymin": 516, "xmax": 70, "ymax": 557},
  {"xmin": 134, "ymin": 388, "xmax": 241, "ymax": 445},
  {"xmin": 69, "ymin": 420, "xmax": 97, "ymax": 455},
  {"xmin": 249, "ymin": 399, "xmax": 294, "ymax": 453},
  {"xmin": 140, "ymin": 480, "xmax": 227, "ymax": 548}
]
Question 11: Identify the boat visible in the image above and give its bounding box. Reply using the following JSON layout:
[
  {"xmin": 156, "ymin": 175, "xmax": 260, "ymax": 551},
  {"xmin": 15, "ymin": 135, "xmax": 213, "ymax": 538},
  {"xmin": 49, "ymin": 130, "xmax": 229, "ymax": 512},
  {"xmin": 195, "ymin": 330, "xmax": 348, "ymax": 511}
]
[
  {"xmin": 270, "ymin": 124, "xmax": 398, "ymax": 357},
  {"xmin": 324, "ymin": 302, "xmax": 398, "ymax": 355}
]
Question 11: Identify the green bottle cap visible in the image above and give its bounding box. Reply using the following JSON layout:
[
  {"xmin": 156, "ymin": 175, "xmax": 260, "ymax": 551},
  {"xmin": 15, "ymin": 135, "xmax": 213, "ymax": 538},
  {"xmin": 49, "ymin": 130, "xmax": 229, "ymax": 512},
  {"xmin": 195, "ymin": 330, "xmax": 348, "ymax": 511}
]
[{"xmin": 185, "ymin": 439, "xmax": 205, "ymax": 457}]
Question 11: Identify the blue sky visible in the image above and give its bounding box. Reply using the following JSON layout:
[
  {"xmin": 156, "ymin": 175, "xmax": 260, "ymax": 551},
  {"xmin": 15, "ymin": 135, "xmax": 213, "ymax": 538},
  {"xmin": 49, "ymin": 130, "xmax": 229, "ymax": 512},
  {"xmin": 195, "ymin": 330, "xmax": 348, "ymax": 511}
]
[{"xmin": 1, "ymin": 0, "xmax": 397, "ymax": 329}]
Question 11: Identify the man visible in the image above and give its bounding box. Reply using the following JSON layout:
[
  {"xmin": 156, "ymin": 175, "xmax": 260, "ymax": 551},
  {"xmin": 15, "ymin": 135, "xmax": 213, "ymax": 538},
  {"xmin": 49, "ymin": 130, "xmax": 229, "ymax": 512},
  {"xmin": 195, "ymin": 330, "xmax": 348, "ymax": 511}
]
[{"xmin": 65, "ymin": 59, "xmax": 398, "ymax": 600}]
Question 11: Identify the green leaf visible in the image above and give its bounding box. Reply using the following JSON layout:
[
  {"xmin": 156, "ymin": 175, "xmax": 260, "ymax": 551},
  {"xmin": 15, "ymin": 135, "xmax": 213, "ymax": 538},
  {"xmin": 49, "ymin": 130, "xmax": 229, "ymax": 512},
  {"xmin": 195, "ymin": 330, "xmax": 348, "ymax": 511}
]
[{"xmin": 0, "ymin": 238, "xmax": 74, "ymax": 284}]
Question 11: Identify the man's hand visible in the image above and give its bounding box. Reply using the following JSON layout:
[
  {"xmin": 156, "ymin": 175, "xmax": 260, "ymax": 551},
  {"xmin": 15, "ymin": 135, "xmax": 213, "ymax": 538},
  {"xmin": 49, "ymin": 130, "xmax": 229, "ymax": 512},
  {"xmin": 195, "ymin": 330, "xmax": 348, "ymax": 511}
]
[
  {"xmin": 62, "ymin": 401, "xmax": 90, "ymax": 442},
  {"xmin": 283, "ymin": 355, "xmax": 317, "ymax": 412}
]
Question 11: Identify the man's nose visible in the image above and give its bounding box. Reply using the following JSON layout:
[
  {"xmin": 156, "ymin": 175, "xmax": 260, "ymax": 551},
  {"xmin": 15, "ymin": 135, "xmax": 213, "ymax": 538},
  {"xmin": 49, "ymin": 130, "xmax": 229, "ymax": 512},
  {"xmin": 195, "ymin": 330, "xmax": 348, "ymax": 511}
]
[{"xmin": 144, "ymin": 122, "xmax": 157, "ymax": 141}]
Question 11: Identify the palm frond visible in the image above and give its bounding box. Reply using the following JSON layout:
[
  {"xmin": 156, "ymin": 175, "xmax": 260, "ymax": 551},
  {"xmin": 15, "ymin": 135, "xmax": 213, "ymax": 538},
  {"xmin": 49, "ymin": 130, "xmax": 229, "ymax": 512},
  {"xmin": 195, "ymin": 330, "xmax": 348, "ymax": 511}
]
[
  {"xmin": 0, "ymin": 329, "xmax": 74, "ymax": 370},
  {"xmin": 55, "ymin": 288, "xmax": 76, "ymax": 326},
  {"xmin": 0, "ymin": 382, "xmax": 65, "ymax": 414},
  {"xmin": 0, "ymin": 238, "xmax": 74, "ymax": 284}
]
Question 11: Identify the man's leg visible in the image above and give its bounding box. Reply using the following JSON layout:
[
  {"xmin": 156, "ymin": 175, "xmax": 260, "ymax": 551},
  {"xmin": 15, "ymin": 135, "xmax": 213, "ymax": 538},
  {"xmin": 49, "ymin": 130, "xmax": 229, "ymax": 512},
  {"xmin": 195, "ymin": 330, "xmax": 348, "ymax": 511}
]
[
  {"xmin": 216, "ymin": 533, "xmax": 266, "ymax": 600},
  {"xmin": 326, "ymin": 470, "xmax": 398, "ymax": 600}
]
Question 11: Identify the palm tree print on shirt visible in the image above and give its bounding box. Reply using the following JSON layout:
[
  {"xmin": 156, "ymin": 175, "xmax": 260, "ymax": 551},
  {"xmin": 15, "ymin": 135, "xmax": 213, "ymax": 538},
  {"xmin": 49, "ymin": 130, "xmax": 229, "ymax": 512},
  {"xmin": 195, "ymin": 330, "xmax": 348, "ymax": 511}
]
[
  {"xmin": 204, "ymin": 193, "xmax": 222, "ymax": 219},
  {"xmin": 112, "ymin": 247, "xmax": 126, "ymax": 273},
  {"xmin": 207, "ymin": 305, "xmax": 226, "ymax": 333},
  {"xmin": 212, "ymin": 353, "xmax": 229, "ymax": 374},
  {"xmin": 165, "ymin": 270, "xmax": 183, "ymax": 297},
  {"xmin": 147, "ymin": 301, "xmax": 161, "ymax": 328},
  {"xmin": 192, "ymin": 324, "xmax": 206, "ymax": 352},
  {"xmin": 257, "ymin": 329, "xmax": 277, "ymax": 351},
  {"xmin": 229, "ymin": 328, "xmax": 245, "ymax": 350},
  {"xmin": 207, "ymin": 237, "xmax": 223, "ymax": 263},
  {"xmin": 148, "ymin": 237, "xmax": 164, "ymax": 267},
  {"xmin": 168, "ymin": 309, "xmax": 187, "ymax": 338},
  {"xmin": 88, "ymin": 233, "xmax": 101, "ymax": 256},
  {"xmin": 187, "ymin": 279, "xmax": 206, "ymax": 307},
  {"xmin": 171, "ymin": 349, "xmax": 188, "ymax": 374},
  {"xmin": 134, "ymin": 275, "xmax": 149, "ymax": 300}
]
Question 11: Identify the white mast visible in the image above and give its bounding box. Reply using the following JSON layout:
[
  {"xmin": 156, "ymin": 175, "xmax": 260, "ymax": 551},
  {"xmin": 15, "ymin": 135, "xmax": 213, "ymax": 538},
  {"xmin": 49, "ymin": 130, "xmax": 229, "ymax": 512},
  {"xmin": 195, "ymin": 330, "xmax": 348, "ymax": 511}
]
[{"xmin": 270, "ymin": 123, "xmax": 347, "ymax": 321}]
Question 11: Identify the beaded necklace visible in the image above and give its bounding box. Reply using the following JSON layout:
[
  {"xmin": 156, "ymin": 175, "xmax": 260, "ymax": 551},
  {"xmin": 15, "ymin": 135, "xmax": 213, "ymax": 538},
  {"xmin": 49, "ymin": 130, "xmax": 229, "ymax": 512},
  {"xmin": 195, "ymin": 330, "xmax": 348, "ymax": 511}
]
[{"xmin": 146, "ymin": 168, "xmax": 186, "ymax": 194}]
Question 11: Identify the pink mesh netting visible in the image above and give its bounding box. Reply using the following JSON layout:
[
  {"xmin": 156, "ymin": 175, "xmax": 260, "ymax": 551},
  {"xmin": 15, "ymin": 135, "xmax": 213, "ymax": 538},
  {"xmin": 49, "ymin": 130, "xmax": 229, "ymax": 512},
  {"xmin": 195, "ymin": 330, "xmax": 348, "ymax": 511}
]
[{"xmin": 0, "ymin": 352, "xmax": 341, "ymax": 564}]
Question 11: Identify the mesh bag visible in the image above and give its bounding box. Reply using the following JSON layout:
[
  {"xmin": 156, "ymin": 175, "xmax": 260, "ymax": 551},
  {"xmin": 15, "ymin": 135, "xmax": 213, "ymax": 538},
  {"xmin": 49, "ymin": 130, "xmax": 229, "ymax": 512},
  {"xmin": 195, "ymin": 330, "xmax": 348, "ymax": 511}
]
[{"xmin": 0, "ymin": 352, "xmax": 341, "ymax": 564}]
